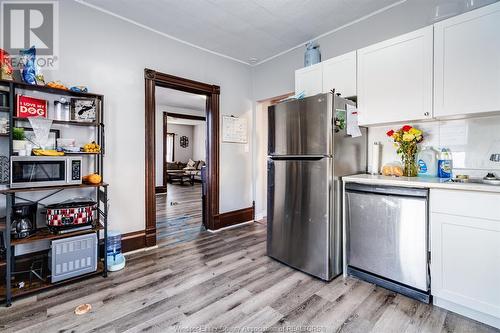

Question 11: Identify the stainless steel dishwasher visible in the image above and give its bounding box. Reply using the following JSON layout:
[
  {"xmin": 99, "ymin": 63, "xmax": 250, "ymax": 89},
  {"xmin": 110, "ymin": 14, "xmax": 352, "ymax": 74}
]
[{"xmin": 345, "ymin": 183, "xmax": 430, "ymax": 303}]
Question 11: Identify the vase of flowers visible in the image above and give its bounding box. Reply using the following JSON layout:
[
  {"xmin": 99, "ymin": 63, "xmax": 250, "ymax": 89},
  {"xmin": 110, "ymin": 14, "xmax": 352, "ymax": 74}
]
[{"xmin": 386, "ymin": 125, "xmax": 423, "ymax": 177}]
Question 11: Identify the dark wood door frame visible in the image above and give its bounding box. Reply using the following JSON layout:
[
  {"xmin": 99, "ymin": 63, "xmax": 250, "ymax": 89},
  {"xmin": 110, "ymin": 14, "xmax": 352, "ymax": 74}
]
[
  {"xmin": 156, "ymin": 129, "xmax": 174, "ymax": 194},
  {"xmin": 167, "ymin": 112, "xmax": 206, "ymax": 121},
  {"xmin": 161, "ymin": 112, "xmax": 206, "ymax": 190},
  {"xmin": 145, "ymin": 69, "xmax": 220, "ymax": 247}
]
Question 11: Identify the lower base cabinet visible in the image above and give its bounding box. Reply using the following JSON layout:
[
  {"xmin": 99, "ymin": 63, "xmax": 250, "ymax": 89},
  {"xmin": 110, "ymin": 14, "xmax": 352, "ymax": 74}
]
[{"xmin": 430, "ymin": 189, "xmax": 500, "ymax": 329}]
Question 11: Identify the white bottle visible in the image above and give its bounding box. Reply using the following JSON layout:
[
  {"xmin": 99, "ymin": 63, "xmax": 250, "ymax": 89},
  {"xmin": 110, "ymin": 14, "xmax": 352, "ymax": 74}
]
[
  {"xmin": 370, "ymin": 142, "xmax": 381, "ymax": 175},
  {"xmin": 417, "ymin": 146, "xmax": 438, "ymax": 177}
]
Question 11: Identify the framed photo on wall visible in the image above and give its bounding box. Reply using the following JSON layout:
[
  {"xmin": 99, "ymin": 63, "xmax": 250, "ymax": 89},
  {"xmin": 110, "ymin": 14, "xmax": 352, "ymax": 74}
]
[{"xmin": 70, "ymin": 97, "xmax": 97, "ymax": 122}]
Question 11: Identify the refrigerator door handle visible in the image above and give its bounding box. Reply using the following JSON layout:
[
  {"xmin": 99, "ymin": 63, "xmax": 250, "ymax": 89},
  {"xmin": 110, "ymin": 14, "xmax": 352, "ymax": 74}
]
[{"xmin": 269, "ymin": 155, "xmax": 331, "ymax": 161}]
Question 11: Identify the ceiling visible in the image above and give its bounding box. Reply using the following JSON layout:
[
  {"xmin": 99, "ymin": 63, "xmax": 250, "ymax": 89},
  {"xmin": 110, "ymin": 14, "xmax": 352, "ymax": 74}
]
[
  {"xmin": 79, "ymin": 0, "xmax": 407, "ymax": 65},
  {"xmin": 156, "ymin": 87, "xmax": 206, "ymax": 112}
]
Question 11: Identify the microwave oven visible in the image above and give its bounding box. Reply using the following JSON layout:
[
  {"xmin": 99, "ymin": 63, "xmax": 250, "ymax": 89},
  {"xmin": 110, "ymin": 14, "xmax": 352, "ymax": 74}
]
[{"xmin": 10, "ymin": 156, "xmax": 83, "ymax": 188}]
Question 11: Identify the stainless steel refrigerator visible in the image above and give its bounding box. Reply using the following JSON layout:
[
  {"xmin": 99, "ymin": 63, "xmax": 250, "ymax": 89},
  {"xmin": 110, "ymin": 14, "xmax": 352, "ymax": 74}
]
[{"xmin": 267, "ymin": 93, "xmax": 367, "ymax": 281}]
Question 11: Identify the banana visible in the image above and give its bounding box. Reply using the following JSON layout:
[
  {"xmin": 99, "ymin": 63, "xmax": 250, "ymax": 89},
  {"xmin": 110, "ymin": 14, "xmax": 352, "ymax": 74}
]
[
  {"xmin": 83, "ymin": 141, "xmax": 101, "ymax": 153},
  {"xmin": 32, "ymin": 149, "xmax": 65, "ymax": 156}
]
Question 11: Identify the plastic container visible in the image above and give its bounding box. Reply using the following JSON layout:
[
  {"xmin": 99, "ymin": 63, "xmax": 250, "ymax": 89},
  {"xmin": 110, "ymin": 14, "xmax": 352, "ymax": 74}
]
[
  {"xmin": 417, "ymin": 146, "xmax": 438, "ymax": 177},
  {"xmin": 106, "ymin": 230, "xmax": 126, "ymax": 272},
  {"xmin": 304, "ymin": 42, "xmax": 321, "ymax": 67},
  {"xmin": 438, "ymin": 148, "xmax": 453, "ymax": 178},
  {"xmin": 54, "ymin": 98, "xmax": 70, "ymax": 121}
]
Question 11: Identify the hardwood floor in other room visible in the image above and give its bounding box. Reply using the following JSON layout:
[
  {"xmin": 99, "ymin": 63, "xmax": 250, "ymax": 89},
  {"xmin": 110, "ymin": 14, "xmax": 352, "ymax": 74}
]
[
  {"xmin": 0, "ymin": 220, "xmax": 498, "ymax": 333},
  {"xmin": 156, "ymin": 182, "xmax": 204, "ymax": 246}
]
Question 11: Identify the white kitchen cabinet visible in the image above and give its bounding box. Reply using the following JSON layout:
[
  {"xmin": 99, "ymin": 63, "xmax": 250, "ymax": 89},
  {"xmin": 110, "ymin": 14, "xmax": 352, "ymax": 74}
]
[
  {"xmin": 322, "ymin": 51, "xmax": 357, "ymax": 97},
  {"xmin": 357, "ymin": 27, "xmax": 433, "ymax": 126},
  {"xmin": 295, "ymin": 63, "xmax": 322, "ymax": 97},
  {"xmin": 434, "ymin": 2, "xmax": 500, "ymax": 117},
  {"xmin": 430, "ymin": 189, "xmax": 500, "ymax": 329}
]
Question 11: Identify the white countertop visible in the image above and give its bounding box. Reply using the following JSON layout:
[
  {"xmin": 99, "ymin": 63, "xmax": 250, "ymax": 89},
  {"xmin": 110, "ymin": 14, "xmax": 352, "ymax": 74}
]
[{"xmin": 342, "ymin": 174, "xmax": 500, "ymax": 193}]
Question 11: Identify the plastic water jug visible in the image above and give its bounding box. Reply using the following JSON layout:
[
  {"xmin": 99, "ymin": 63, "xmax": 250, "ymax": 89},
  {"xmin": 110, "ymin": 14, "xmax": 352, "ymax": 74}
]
[
  {"xmin": 107, "ymin": 230, "xmax": 126, "ymax": 271},
  {"xmin": 304, "ymin": 42, "xmax": 321, "ymax": 67},
  {"xmin": 417, "ymin": 146, "xmax": 438, "ymax": 177}
]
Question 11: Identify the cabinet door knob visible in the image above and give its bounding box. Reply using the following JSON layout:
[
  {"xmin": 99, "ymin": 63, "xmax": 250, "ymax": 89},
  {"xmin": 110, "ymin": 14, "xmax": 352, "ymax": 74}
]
[{"xmin": 424, "ymin": 112, "xmax": 430, "ymax": 117}]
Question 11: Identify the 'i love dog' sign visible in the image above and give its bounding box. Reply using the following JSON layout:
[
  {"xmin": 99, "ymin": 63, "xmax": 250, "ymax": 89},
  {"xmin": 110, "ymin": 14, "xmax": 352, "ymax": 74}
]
[{"xmin": 16, "ymin": 95, "xmax": 48, "ymax": 118}]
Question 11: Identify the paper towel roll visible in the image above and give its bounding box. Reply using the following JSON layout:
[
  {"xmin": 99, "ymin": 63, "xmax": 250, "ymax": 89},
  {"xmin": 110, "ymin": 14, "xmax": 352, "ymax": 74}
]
[{"xmin": 371, "ymin": 142, "xmax": 381, "ymax": 175}]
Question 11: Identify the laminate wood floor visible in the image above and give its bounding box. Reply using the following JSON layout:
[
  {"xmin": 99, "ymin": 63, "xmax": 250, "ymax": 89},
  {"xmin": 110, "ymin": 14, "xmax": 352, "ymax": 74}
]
[
  {"xmin": 1, "ymin": 216, "xmax": 498, "ymax": 332},
  {"xmin": 156, "ymin": 183, "xmax": 204, "ymax": 246}
]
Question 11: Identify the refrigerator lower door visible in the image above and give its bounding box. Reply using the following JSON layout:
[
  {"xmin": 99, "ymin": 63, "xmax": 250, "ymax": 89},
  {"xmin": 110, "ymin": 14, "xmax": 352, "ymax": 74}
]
[{"xmin": 267, "ymin": 157, "xmax": 339, "ymax": 280}]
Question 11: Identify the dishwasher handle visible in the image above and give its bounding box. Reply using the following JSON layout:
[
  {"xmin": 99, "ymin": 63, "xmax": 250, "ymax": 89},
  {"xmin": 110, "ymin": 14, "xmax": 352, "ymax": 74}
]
[{"xmin": 345, "ymin": 182, "xmax": 428, "ymax": 198}]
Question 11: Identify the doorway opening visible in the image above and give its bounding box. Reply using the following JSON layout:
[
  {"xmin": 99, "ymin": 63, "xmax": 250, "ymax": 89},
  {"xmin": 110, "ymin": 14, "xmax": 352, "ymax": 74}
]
[
  {"xmin": 155, "ymin": 88, "xmax": 207, "ymax": 245},
  {"xmin": 144, "ymin": 69, "xmax": 220, "ymax": 247},
  {"xmin": 254, "ymin": 93, "xmax": 294, "ymax": 223}
]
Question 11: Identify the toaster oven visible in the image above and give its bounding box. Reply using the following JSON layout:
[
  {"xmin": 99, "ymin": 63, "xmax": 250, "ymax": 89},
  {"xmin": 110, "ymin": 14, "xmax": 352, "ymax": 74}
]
[{"xmin": 10, "ymin": 156, "xmax": 82, "ymax": 188}]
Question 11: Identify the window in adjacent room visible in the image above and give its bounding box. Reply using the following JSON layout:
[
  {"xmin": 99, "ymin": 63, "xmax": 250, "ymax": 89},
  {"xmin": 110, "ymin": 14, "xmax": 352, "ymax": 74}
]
[{"xmin": 165, "ymin": 133, "xmax": 174, "ymax": 163}]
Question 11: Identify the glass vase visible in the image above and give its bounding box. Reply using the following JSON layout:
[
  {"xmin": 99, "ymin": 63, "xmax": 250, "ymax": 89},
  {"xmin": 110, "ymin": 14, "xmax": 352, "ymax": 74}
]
[{"xmin": 402, "ymin": 153, "xmax": 418, "ymax": 177}]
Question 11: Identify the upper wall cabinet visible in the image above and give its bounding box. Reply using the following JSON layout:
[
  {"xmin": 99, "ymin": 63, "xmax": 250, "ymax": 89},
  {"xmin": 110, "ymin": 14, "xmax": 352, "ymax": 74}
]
[
  {"xmin": 295, "ymin": 63, "xmax": 322, "ymax": 96},
  {"xmin": 434, "ymin": 2, "xmax": 500, "ymax": 117},
  {"xmin": 357, "ymin": 27, "xmax": 433, "ymax": 126},
  {"xmin": 322, "ymin": 51, "xmax": 357, "ymax": 97}
]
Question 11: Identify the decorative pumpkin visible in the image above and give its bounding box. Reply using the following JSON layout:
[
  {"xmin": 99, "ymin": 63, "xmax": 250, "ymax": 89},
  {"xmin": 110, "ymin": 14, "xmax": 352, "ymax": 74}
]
[{"xmin": 83, "ymin": 173, "xmax": 102, "ymax": 184}]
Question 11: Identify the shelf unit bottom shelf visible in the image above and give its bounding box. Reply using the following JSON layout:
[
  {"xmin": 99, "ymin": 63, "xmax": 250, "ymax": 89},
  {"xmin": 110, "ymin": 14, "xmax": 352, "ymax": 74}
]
[
  {"xmin": 0, "ymin": 262, "xmax": 105, "ymax": 302},
  {"xmin": 11, "ymin": 224, "xmax": 104, "ymax": 246}
]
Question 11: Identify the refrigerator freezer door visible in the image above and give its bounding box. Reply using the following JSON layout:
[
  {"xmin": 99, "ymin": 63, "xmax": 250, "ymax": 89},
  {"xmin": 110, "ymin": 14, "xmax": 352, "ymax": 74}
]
[
  {"xmin": 268, "ymin": 94, "xmax": 332, "ymax": 156},
  {"xmin": 267, "ymin": 157, "xmax": 339, "ymax": 280}
]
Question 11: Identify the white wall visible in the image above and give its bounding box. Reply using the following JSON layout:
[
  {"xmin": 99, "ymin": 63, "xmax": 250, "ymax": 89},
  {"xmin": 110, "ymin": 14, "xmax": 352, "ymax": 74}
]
[
  {"xmin": 43, "ymin": 1, "xmax": 253, "ymax": 234},
  {"xmin": 159, "ymin": 105, "xmax": 206, "ymax": 118},
  {"xmin": 193, "ymin": 124, "xmax": 206, "ymax": 162}
]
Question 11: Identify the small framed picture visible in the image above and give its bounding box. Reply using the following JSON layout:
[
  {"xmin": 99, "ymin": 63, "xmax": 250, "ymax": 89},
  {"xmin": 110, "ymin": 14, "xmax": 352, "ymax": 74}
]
[{"xmin": 70, "ymin": 98, "xmax": 97, "ymax": 122}]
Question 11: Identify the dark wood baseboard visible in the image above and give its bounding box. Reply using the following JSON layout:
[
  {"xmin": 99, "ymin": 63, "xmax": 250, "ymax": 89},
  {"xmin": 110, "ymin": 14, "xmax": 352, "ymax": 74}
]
[
  {"xmin": 121, "ymin": 230, "xmax": 147, "ymax": 253},
  {"xmin": 213, "ymin": 202, "xmax": 255, "ymax": 230},
  {"xmin": 155, "ymin": 186, "xmax": 167, "ymax": 194}
]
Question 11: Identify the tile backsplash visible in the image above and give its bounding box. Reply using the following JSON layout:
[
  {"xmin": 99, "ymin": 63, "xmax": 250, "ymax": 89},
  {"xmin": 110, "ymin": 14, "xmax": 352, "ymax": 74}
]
[{"xmin": 367, "ymin": 115, "xmax": 500, "ymax": 177}]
